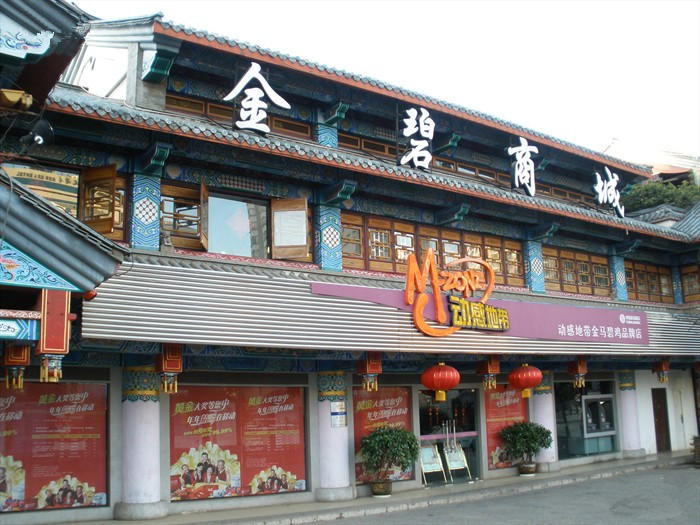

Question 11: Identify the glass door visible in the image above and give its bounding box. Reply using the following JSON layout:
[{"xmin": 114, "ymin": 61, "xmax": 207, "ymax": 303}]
[{"xmin": 418, "ymin": 388, "xmax": 479, "ymax": 483}]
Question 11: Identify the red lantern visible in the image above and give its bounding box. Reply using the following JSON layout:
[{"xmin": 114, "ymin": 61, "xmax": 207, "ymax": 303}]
[
  {"xmin": 357, "ymin": 351, "xmax": 382, "ymax": 391},
  {"xmin": 156, "ymin": 344, "xmax": 183, "ymax": 393},
  {"xmin": 652, "ymin": 358, "xmax": 670, "ymax": 384},
  {"xmin": 421, "ymin": 362, "xmax": 460, "ymax": 402},
  {"xmin": 476, "ymin": 355, "xmax": 500, "ymax": 389},
  {"xmin": 568, "ymin": 356, "xmax": 587, "ymax": 389},
  {"xmin": 508, "ymin": 364, "xmax": 542, "ymax": 398}
]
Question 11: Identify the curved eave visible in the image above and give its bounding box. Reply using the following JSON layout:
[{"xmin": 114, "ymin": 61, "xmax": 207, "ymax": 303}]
[
  {"xmin": 0, "ymin": 169, "xmax": 129, "ymax": 291},
  {"xmin": 153, "ymin": 21, "xmax": 651, "ymax": 179},
  {"xmin": 46, "ymin": 100, "xmax": 689, "ymax": 244}
]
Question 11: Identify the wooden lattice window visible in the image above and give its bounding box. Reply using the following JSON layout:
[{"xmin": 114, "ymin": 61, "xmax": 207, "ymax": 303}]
[
  {"xmin": 681, "ymin": 264, "xmax": 699, "ymax": 302},
  {"xmin": 625, "ymin": 261, "xmax": 673, "ymax": 303},
  {"xmin": 542, "ymin": 247, "xmax": 609, "ymax": 296},
  {"xmin": 161, "ymin": 183, "xmax": 202, "ymax": 250}
]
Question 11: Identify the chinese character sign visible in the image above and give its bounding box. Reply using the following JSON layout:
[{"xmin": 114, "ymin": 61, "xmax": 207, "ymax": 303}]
[
  {"xmin": 0, "ymin": 382, "xmax": 108, "ymax": 513},
  {"xmin": 485, "ymin": 385, "xmax": 526, "ymax": 470},
  {"xmin": 593, "ymin": 166, "xmax": 625, "ymax": 218},
  {"xmin": 507, "ymin": 137, "xmax": 539, "ymax": 197},
  {"xmin": 400, "ymin": 107, "xmax": 434, "ymax": 170},
  {"xmin": 169, "ymin": 386, "xmax": 306, "ymax": 501},
  {"xmin": 223, "ymin": 62, "xmax": 291, "ymax": 134}
]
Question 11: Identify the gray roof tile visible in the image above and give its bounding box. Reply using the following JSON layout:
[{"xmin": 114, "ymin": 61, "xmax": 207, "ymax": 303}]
[
  {"xmin": 672, "ymin": 201, "xmax": 700, "ymax": 241},
  {"xmin": 48, "ymin": 84, "xmax": 689, "ymax": 242},
  {"xmin": 92, "ymin": 15, "xmax": 650, "ymax": 175}
]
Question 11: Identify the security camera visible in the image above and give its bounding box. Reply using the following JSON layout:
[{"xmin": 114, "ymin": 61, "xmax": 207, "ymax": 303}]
[{"xmin": 19, "ymin": 119, "xmax": 54, "ymax": 148}]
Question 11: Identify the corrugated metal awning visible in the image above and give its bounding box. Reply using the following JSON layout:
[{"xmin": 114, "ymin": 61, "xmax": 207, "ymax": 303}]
[{"xmin": 81, "ymin": 256, "xmax": 700, "ymax": 357}]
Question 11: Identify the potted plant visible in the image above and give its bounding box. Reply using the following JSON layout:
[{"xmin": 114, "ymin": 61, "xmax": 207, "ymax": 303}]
[
  {"xmin": 358, "ymin": 426, "xmax": 420, "ymax": 496},
  {"xmin": 499, "ymin": 421, "xmax": 553, "ymax": 476}
]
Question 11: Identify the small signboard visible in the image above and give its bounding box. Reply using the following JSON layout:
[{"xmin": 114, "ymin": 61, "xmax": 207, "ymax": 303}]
[
  {"xmin": 444, "ymin": 444, "xmax": 468, "ymax": 471},
  {"xmin": 330, "ymin": 401, "xmax": 347, "ymax": 427},
  {"xmin": 420, "ymin": 444, "xmax": 447, "ymax": 485},
  {"xmin": 420, "ymin": 444, "xmax": 443, "ymax": 473}
]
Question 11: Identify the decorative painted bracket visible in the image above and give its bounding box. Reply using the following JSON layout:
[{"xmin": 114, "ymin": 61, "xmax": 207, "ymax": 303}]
[
  {"xmin": 136, "ymin": 142, "xmax": 173, "ymax": 177},
  {"xmin": 432, "ymin": 132, "xmax": 461, "ymax": 155},
  {"xmin": 320, "ymin": 180, "xmax": 357, "ymax": 206},
  {"xmin": 535, "ymin": 158, "xmax": 551, "ymax": 172},
  {"xmin": 435, "ymin": 203, "xmax": 470, "ymax": 225},
  {"xmin": 527, "ymin": 222, "xmax": 559, "ymax": 241},
  {"xmin": 141, "ymin": 44, "xmax": 180, "ymax": 83},
  {"xmin": 320, "ymin": 100, "xmax": 349, "ymax": 125},
  {"xmin": 613, "ymin": 239, "xmax": 642, "ymax": 256}
]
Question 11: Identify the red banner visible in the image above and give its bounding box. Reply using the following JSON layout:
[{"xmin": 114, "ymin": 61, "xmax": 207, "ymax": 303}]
[
  {"xmin": 484, "ymin": 385, "xmax": 527, "ymax": 469},
  {"xmin": 352, "ymin": 386, "xmax": 412, "ymax": 484},
  {"xmin": 169, "ymin": 386, "xmax": 305, "ymax": 501},
  {"xmin": 0, "ymin": 382, "xmax": 108, "ymax": 513}
]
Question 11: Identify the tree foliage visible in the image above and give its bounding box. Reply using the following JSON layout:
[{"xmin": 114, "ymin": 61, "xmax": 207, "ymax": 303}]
[
  {"xmin": 359, "ymin": 426, "xmax": 420, "ymax": 480},
  {"xmin": 622, "ymin": 180, "xmax": 700, "ymax": 213},
  {"xmin": 499, "ymin": 421, "xmax": 553, "ymax": 464}
]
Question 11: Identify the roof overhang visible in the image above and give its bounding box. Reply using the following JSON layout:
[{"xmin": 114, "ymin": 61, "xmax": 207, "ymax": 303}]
[{"xmin": 0, "ymin": 167, "xmax": 129, "ymax": 292}]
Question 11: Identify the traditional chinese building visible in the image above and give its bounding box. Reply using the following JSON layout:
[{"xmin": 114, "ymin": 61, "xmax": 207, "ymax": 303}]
[{"xmin": 1, "ymin": 8, "xmax": 699, "ymax": 523}]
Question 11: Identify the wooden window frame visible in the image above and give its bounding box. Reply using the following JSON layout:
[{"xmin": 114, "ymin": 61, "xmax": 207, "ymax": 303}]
[
  {"xmin": 681, "ymin": 264, "xmax": 700, "ymax": 302},
  {"xmin": 270, "ymin": 116, "xmax": 312, "ymax": 139},
  {"xmin": 165, "ymin": 94, "xmax": 206, "ymax": 115},
  {"xmin": 161, "ymin": 182, "xmax": 309, "ymax": 261},
  {"xmin": 625, "ymin": 261, "xmax": 673, "ymax": 303},
  {"xmin": 339, "ymin": 213, "xmax": 525, "ymax": 287},
  {"xmin": 160, "ymin": 183, "xmax": 202, "ymax": 250},
  {"xmin": 543, "ymin": 247, "xmax": 610, "ymax": 296},
  {"xmin": 338, "ymin": 133, "xmax": 361, "ymax": 150},
  {"xmin": 271, "ymin": 197, "xmax": 310, "ymax": 259}
]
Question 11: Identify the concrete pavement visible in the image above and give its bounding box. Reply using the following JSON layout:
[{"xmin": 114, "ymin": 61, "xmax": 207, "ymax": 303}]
[{"xmin": 61, "ymin": 452, "xmax": 693, "ymax": 525}]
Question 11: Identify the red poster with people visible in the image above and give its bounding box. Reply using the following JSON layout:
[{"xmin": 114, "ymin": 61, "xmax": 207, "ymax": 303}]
[
  {"xmin": 0, "ymin": 382, "xmax": 108, "ymax": 513},
  {"xmin": 485, "ymin": 385, "xmax": 527, "ymax": 469},
  {"xmin": 169, "ymin": 386, "xmax": 305, "ymax": 501},
  {"xmin": 352, "ymin": 386, "xmax": 412, "ymax": 484}
]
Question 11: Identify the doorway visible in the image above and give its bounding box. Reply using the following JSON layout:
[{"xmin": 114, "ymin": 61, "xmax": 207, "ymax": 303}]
[
  {"xmin": 651, "ymin": 388, "xmax": 671, "ymax": 452},
  {"xmin": 419, "ymin": 388, "xmax": 480, "ymax": 482}
]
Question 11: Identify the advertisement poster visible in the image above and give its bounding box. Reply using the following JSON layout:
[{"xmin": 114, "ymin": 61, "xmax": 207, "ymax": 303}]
[
  {"xmin": 169, "ymin": 386, "xmax": 305, "ymax": 501},
  {"xmin": 352, "ymin": 386, "xmax": 412, "ymax": 484},
  {"xmin": 0, "ymin": 382, "xmax": 108, "ymax": 513},
  {"xmin": 485, "ymin": 385, "xmax": 527, "ymax": 469}
]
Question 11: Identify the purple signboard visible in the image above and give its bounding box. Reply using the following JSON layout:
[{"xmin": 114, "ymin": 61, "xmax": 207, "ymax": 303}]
[{"xmin": 310, "ymin": 283, "xmax": 648, "ymax": 345}]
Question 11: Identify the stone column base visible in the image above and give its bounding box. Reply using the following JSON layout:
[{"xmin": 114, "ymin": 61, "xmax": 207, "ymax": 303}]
[
  {"xmin": 315, "ymin": 486, "xmax": 355, "ymax": 501},
  {"xmin": 537, "ymin": 461, "xmax": 561, "ymax": 473},
  {"xmin": 623, "ymin": 448, "xmax": 647, "ymax": 459},
  {"xmin": 114, "ymin": 500, "xmax": 168, "ymax": 520}
]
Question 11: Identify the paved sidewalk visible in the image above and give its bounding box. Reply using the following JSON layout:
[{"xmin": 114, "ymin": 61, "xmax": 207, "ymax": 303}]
[{"xmin": 66, "ymin": 452, "xmax": 692, "ymax": 525}]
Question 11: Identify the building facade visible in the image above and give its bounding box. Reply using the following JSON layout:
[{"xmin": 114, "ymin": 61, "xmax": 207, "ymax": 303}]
[{"xmin": 1, "ymin": 8, "xmax": 699, "ymax": 523}]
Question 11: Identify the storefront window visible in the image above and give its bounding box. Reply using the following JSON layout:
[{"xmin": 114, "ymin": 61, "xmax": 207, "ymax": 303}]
[
  {"xmin": 353, "ymin": 386, "xmax": 412, "ymax": 484},
  {"xmin": 0, "ymin": 382, "xmax": 109, "ymax": 512},
  {"xmin": 169, "ymin": 386, "xmax": 306, "ymax": 501},
  {"xmin": 418, "ymin": 389, "xmax": 479, "ymax": 482},
  {"xmin": 555, "ymin": 381, "xmax": 617, "ymax": 460}
]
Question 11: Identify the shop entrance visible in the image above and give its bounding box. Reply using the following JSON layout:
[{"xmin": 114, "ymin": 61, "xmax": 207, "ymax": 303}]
[
  {"xmin": 418, "ymin": 389, "xmax": 479, "ymax": 483},
  {"xmin": 651, "ymin": 388, "xmax": 671, "ymax": 452}
]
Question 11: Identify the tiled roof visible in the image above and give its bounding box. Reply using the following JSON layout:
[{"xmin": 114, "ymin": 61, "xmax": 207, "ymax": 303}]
[
  {"xmin": 147, "ymin": 17, "xmax": 652, "ymax": 177},
  {"xmin": 673, "ymin": 201, "xmax": 700, "ymax": 241},
  {"xmin": 0, "ymin": 167, "xmax": 129, "ymax": 291},
  {"xmin": 627, "ymin": 204, "xmax": 688, "ymax": 224},
  {"xmin": 47, "ymin": 84, "xmax": 692, "ymax": 243}
]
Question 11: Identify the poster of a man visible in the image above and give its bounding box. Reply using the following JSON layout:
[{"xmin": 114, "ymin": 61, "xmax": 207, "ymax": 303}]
[{"xmin": 0, "ymin": 467, "xmax": 12, "ymax": 498}]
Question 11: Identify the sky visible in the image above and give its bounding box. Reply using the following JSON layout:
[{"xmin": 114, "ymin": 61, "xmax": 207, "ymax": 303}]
[{"xmin": 72, "ymin": 0, "xmax": 700, "ymax": 160}]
